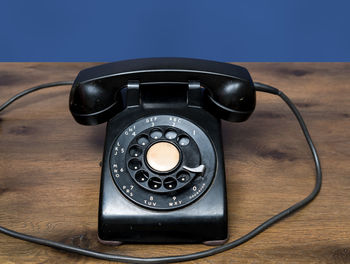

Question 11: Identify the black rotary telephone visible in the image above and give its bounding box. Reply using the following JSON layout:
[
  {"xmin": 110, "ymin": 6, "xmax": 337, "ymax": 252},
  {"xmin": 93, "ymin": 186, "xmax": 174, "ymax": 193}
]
[
  {"xmin": 69, "ymin": 57, "xmax": 256, "ymax": 245},
  {"xmin": 0, "ymin": 58, "xmax": 321, "ymax": 262}
]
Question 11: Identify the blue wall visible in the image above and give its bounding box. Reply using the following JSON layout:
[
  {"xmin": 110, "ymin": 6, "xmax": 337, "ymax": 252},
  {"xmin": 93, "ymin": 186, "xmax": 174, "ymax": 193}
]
[{"xmin": 1, "ymin": 0, "xmax": 349, "ymax": 61}]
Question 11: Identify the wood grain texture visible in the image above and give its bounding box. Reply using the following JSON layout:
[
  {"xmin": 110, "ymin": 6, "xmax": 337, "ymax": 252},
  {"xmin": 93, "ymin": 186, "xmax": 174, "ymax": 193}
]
[{"xmin": 0, "ymin": 63, "xmax": 349, "ymax": 264}]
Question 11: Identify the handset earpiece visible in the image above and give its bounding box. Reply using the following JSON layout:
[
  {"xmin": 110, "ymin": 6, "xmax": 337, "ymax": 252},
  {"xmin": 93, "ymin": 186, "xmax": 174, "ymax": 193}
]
[
  {"xmin": 69, "ymin": 79, "xmax": 124, "ymax": 125},
  {"xmin": 204, "ymin": 78, "xmax": 255, "ymax": 122}
]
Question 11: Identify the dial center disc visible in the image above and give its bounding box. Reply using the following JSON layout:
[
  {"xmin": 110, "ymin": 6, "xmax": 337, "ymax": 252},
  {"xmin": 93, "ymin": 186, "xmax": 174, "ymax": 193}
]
[{"xmin": 146, "ymin": 142, "xmax": 180, "ymax": 172}]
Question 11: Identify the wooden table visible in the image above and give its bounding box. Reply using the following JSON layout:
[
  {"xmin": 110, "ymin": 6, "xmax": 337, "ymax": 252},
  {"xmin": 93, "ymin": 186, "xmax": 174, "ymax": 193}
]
[{"xmin": 0, "ymin": 63, "xmax": 349, "ymax": 263}]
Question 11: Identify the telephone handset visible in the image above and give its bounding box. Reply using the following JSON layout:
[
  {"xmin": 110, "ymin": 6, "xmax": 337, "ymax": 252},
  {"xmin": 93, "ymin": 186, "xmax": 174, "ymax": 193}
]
[
  {"xmin": 0, "ymin": 58, "xmax": 321, "ymax": 262},
  {"xmin": 70, "ymin": 57, "xmax": 256, "ymax": 125}
]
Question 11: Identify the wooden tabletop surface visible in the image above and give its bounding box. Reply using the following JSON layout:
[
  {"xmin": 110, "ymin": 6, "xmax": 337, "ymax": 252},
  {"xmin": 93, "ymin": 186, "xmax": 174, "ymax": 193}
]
[{"xmin": 0, "ymin": 63, "xmax": 349, "ymax": 263}]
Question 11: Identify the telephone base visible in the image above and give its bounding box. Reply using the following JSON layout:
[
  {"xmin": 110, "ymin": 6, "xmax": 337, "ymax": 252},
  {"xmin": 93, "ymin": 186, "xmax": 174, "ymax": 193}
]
[{"xmin": 98, "ymin": 108, "xmax": 228, "ymax": 244}]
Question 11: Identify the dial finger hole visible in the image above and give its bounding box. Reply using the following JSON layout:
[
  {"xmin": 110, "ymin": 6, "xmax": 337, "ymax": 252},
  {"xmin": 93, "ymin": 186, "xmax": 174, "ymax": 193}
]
[
  {"xmin": 177, "ymin": 135, "xmax": 190, "ymax": 146},
  {"xmin": 129, "ymin": 145, "xmax": 142, "ymax": 157},
  {"xmin": 148, "ymin": 177, "xmax": 162, "ymax": 190},
  {"xmin": 150, "ymin": 129, "xmax": 162, "ymax": 139},
  {"xmin": 165, "ymin": 129, "xmax": 177, "ymax": 140},
  {"xmin": 128, "ymin": 159, "xmax": 142, "ymax": 170},
  {"xmin": 137, "ymin": 135, "xmax": 149, "ymax": 146},
  {"xmin": 135, "ymin": 170, "xmax": 149, "ymax": 182},
  {"xmin": 164, "ymin": 177, "xmax": 177, "ymax": 190},
  {"xmin": 176, "ymin": 171, "xmax": 190, "ymax": 183}
]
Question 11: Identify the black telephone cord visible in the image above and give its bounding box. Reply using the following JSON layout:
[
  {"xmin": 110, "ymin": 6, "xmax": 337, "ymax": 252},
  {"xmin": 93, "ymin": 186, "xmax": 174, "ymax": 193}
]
[
  {"xmin": 0, "ymin": 81, "xmax": 322, "ymax": 263},
  {"xmin": 0, "ymin": 81, "xmax": 74, "ymax": 112}
]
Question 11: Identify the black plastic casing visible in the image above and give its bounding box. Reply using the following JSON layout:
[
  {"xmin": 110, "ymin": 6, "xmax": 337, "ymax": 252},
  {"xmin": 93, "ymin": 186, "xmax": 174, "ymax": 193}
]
[
  {"xmin": 98, "ymin": 107, "xmax": 228, "ymax": 244},
  {"xmin": 68, "ymin": 58, "xmax": 257, "ymax": 244}
]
